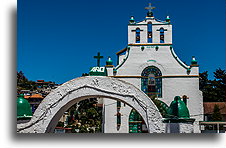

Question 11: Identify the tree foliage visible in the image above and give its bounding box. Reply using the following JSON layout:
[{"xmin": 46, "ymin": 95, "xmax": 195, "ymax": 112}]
[
  {"xmin": 199, "ymin": 68, "xmax": 225, "ymax": 102},
  {"xmin": 17, "ymin": 71, "xmax": 37, "ymax": 92},
  {"xmin": 211, "ymin": 104, "xmax": 222, "ymax": 121},
  {"xmin": 66, "ymin": 98, "xmax": 102, "ymax": 133}
]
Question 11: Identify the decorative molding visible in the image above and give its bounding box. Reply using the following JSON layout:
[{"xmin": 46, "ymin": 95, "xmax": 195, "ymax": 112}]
[
  {"xmin": 128, "ymin": 23, "xmax": 170, "ymax": 26},
  {"xmin": 116, "ymin": 47, "xmax": 127, "ymax": 55},
  {"xmin": 105, "ymin": 65, "xmax": 114, "ymax": 68},
  {"xmin": 115, "ymin": 48, "xmax": 130, "ymax": 70},
  {"xmin": 169, "ymin": 46, "xmax": 190, "ymax": 70}
]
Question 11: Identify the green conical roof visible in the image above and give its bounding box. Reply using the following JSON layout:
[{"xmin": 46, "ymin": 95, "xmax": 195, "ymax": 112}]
[
  {"xmin": 167, "ymin": 96, "xmax": 190, "ymax": 119},
  {"xmin": 17, "ymin": 94, "xmax": 32, "ymax": 119}
]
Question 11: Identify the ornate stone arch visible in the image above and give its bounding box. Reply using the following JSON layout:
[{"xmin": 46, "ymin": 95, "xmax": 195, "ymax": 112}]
[{"xmin": 17, "ymin": 76, "xmax": 165, "ymax": 133}]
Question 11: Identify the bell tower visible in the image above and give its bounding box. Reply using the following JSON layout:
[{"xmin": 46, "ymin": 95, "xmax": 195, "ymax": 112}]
[{"xmin": 128, "ymin": 3, "xmax": 172, "ymax": 44}]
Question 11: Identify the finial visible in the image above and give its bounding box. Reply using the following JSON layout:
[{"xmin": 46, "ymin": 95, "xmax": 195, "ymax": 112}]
[
  {"xmin": 106, "ymin": 56, "xmax": 113, "ymax": 65},
  {"xmin": 166, "ymin": 16, "xmax": 170, "ymax": 22},
  {"xmin": 191, "ymin": 56, "xmax": 198, "ymax": 66},
  {"xmin": 129, "ymin": 16, "xmax": 135, "ymax": 24},
  {"xmin": 145, "ymin": 3, "xmax": 156, "ymax": 17}
]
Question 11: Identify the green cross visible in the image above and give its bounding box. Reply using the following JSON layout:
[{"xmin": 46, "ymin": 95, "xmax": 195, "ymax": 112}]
[{"xmin": 94, "ymin": 52, "xmax": 103, "ymax": 67}]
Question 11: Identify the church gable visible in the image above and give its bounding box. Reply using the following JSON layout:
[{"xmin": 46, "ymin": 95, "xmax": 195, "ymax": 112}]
[
  {"xmin": 117, "ymin": 3, "xmax": 199, "ymax": 77},
  {"xmin": 128, "ymin": 3, "xmax": 172, "ymax": 45}
]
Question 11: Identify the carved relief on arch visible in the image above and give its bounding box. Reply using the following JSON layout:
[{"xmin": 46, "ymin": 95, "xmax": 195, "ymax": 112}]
[{"xmin": 17, "ymin": 76, "xmax": 165, "ymax": 133}]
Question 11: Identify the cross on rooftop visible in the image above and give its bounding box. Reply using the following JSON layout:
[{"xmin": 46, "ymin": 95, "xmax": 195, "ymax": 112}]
[
  {"xmin": 94, "ymin": 52, "xmax": 103, "ymax": 67},
  {"xmin": 145, "ymin": 3, "xmax": 156, "ymax": 13}
]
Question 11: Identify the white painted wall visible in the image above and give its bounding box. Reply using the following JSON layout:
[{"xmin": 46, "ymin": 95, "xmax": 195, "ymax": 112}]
[{"xmin": 104, "ymin": 15, "xmax": 203, "ymax": 133}]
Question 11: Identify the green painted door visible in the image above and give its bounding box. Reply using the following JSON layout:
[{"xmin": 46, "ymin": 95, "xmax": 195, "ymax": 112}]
[{"xmin": 129, "ymin": 109, "xmax": 142, "ymax": 133}]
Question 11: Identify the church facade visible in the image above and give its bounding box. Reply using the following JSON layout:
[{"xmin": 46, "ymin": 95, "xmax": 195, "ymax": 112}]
[
  {"xmin": 17, "ymin": 3, "xmax": 204, "ymax": 134},
  {"xmin": 103, "ymin": 3, "xmax": 203, "ymax": 133}
]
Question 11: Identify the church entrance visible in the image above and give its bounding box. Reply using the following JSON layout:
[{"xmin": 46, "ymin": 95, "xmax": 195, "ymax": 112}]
[{"xmin": 17, "ymin": 76, "xmax": 164, "ymax": 133}]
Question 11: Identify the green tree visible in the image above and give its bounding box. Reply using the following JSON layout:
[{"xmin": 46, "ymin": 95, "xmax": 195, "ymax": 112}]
[
  {"xmin": 199, "ymin": 71, "xmax": 209, "ymax": 91},
  {"xmin": 199, "ymin": 68, "xmax": 225, "ymax": 102},
  {"xmin": 211, "ymin": 104, "xmax": 222, "ymax": 121},
  {"xmin": 213, "ymin": 68, "xmax": 226, "ymax": 101},
  {"xmin": 66, "ymin": 98, "xmax": 102, "ymax": 133},
  {"xmin": 17, "ymin": 71, "xmax": 37, "ymax": 92}
]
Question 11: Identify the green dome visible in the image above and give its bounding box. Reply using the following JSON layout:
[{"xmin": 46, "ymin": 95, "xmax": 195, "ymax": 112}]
[
  {"xmin": 17, "ymin": 94, "xmax": 32, "ymax": 119},
  {"xmin": 106, "ymin": 57, "xmax": 113, "ymax": 65},
  {"xmin": 167, "ymin": 96, "xmax": 190, "ymax": 119}
]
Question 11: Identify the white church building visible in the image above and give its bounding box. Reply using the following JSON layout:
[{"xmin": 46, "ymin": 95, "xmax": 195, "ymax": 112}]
[
  {"xmin": 100, "ymin": 3, "xmax": 203, "ymax": 133},
  {"xmin": 16, "ymin": 3, "xmax": 204, "ymax": 134}
]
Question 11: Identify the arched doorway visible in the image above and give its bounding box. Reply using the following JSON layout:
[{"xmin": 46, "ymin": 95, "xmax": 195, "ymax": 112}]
[
  {"xmin": 129, "ymin": 109, "xmax": 148, "ymax": 133},
  {"xmin": 17, "ymin": 76, "xmax": 165, "ymax": 133}
]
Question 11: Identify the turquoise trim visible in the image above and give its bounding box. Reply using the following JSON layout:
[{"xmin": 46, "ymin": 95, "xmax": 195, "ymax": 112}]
[
  {"xmin": 152, "ymin": 23, "xmax": 170, "ymax": 25},
  {"xmin": 169, "ymin": 46, "xmax": 189, "ymax": 70},
  {"xmin": 128, "ymin": 17, "xmax": 170, "ymax": 26},
  {"xmin": 115, "ymin": 47, "xmax": 130, "ymax": 70},
  {"xmin": 155, "ymin": 18, "xmax": 169, "ymax": 23},
  {"xmin": 128, "ymin": 23, "xmax": 170, "ymax": 26},
  {"xmin": 147, "ymin": 60, "xmax": 156, "ymax": 62}
]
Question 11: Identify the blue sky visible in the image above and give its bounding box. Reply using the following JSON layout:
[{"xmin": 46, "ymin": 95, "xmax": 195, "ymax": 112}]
[{"xmin": 17, "ymin": 0, "xmax": 225, "ymax": 84}]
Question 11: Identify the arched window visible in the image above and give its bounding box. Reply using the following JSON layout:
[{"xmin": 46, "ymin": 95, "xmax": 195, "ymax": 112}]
[
  {"xmin": 141, "ymin": 66, "xmax": 162, "ymax": 98},
  {"xmin": 135, "ymin": 28, "xmax": 140, "ymax": 43},
  {"xmin": 148, "ymin": 22, "xmax": 152, "ymax": 43},
  {"xmin": 160, "ymin": 28, "xmax": 165, "ymax": 43}
]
